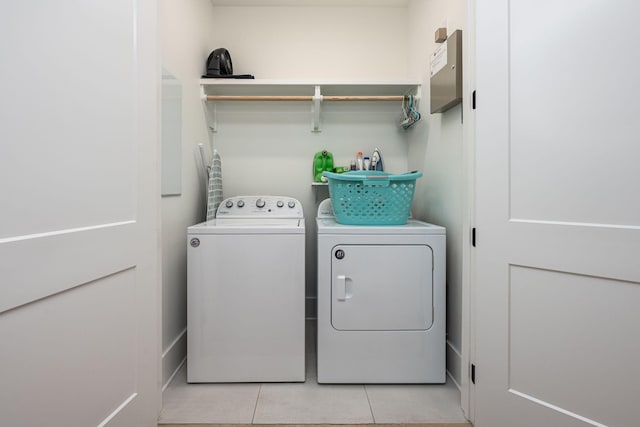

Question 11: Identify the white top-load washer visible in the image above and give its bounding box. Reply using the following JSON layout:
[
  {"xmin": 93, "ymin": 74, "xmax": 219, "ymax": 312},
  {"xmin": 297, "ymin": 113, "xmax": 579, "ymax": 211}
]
[
  {"xmin": 316, "ymin": 199, "xmax": 446, "ymax": 383},
  {"xmin": 187, "ymin": 196, "xmax": 305, "ymax": 383}
]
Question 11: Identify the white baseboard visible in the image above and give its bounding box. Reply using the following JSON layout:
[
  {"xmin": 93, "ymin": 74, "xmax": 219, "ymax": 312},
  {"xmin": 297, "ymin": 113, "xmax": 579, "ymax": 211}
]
[
  {"xmin": 162, "ymin": 328, "xmax": 187, "ymax": 390},
  {"xmin": 446, "ymin": 339, "xmax": 462, "ymax": 388},
  {"xmin": 163, "ymin": 357, "xmax": 186, "ymax": 392}
]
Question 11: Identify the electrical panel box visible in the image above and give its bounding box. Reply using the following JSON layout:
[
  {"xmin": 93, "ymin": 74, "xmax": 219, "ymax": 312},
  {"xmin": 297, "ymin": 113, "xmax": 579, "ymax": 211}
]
[{"xmin": 430, "ymin": 29, "xmax": 462, "ymax": 114}]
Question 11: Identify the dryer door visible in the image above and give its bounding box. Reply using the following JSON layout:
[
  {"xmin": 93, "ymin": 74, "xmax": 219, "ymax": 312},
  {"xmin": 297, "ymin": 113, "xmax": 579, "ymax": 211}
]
[{"xmin": 331, "ymin": 244, "xmax": 433, "ymax": 331}]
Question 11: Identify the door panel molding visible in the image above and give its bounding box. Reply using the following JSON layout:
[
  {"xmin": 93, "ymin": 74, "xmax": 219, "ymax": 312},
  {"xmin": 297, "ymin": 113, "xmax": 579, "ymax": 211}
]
[
  {"xmin": 508, "ymin": 389, "xmax": 606, "ymax": 427},
  {"xmin": 0, "ymin": 221, "xmax": 136, "ymax": 313},
  {"xmin": 504, "ymin": 221, "xmax": 639, "ymax": 282},
  {"xmin": 97, "ymin": 393, "xmax": 138, "ymax": 427},
  {"xmin": 0, "ymin": 269, "xmax": 139, "ymax": 426},
  {"xmin": 507, "ymin": 265, "xmax": 638, "ymax": 426},
  {"xmin": 509, "ymin": 218, "xmax": 640, "ymax": 231}
]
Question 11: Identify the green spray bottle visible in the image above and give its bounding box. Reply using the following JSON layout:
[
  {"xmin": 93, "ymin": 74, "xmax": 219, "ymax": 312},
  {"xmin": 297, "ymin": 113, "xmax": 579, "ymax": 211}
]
[{"xmin": 313, "ymin": 150, "xmax": 334, "ymax": 182}]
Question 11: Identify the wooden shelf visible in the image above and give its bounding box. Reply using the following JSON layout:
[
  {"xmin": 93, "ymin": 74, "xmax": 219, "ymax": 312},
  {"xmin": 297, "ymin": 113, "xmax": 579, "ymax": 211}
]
[
  {"xmin": 200, "ymin": 79, "xmax": 420, "ymax": 97},
  {"xmin": 200, "ymin": 79, "xmax": 421, "ymax": 134}
]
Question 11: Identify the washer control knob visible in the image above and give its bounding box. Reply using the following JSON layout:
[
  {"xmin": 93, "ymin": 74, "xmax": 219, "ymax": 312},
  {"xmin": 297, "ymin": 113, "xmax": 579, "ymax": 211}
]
[
  {"xmin": 237, "ymin": 200, "xmax": 245, "ymax": 208},
  {"xmin": 225, "ymin": 200, "xmax": 233, "ymax": 208},
  {"xmin": 276, "ymin": 200, "xmax": 284, "ymax": 208},
  {"xmin": 288, "ymin": 200, "xmax": 296, "ymax": 208},
  {"xmin": 256, "ymin": 198, "xmax": 266, "ymax": 208}
]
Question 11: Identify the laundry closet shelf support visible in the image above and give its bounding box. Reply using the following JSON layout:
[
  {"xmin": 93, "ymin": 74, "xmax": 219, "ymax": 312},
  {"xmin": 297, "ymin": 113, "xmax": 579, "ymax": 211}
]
[
  {"xmin": 200, "ymin": 80, "xmax": 421, "ymax": 133},
  {"xmin": 313, "ymin": 85, "xmax": 321, "ymax": 132}
]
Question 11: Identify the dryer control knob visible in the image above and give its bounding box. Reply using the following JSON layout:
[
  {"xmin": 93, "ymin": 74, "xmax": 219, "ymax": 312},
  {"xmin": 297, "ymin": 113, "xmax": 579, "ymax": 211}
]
[
  {"xmin": 237, "ymin": 200, "xmax": 245, "ymax": 208},
  {"xmin": 225, "ymin": 200, "xmax": 233, "ymax": 208},
  {"xmin": 256, "ymin": 198, "xmax": 266, "ymax": 208},
  {"xmin": 288, "ymin": 200, "xmax": 296, "ymax": 208},
  {"xmin": 276, "ymin": 200, "xmax": 284, "ymax": 208}
]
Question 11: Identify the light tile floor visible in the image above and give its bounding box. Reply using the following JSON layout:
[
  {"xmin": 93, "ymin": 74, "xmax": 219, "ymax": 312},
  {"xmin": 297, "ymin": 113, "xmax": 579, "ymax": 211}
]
[{"xmin": 159, "ymin": 321, "xmax": 468, "ymax": 425}]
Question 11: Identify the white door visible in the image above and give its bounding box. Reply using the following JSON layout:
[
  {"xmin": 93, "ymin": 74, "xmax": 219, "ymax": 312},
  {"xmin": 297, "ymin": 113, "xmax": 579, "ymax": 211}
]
[
  {"xmin": 475, "ymin": 1, "xmax": 640, "ymax": 426},
  {"xmin": 0, "ymin": 1, "xmax": 160, "ymax": 426}
]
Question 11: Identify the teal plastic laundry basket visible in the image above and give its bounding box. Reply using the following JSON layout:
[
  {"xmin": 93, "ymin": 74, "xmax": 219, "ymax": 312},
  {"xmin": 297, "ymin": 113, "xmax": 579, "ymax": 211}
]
[{"xmin": 322, "ymin": 170, "xmax": 423, "ymax": 225}]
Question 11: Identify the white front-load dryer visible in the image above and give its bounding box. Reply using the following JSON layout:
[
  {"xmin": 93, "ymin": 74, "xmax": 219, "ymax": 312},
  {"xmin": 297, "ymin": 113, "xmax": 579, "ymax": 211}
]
[
  {"xmin": 316, "ymin": 199, "xmax": 446, "ymax": 383},
  {"xmin": 187, "ymin": 196, "xmax": 305, "ymax": 383}
]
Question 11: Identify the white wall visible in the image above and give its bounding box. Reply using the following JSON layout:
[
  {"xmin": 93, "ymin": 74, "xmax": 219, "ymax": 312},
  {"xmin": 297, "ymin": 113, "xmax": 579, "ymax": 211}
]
[
  {"xmin": 208, "ymin": 3, "xmax": 411, "ymax": 317},
  {"xmin": 209, "ymin": 4, "xmax": 409, "ymax": 80},
  {"xmin": 159, "ymin": 0, "xmax": 217, "ymax": 387},
  {"xmin": 406, "ymin": 0, "xmax": 467, "ymax": 386}
]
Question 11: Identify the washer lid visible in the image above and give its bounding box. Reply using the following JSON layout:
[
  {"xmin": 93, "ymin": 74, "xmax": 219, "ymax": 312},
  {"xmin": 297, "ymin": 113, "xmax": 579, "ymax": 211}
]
[
  {"xmin": 188, "ymin": 218, "xmax": 304, "ymax": 234},
  {"xmin": 316, "ymin": 217, "xmax": 445, "ymax": 235}
]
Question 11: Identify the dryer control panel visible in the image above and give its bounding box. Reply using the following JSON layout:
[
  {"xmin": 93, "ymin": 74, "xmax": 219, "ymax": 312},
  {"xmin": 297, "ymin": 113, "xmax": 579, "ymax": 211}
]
[{"xmin": 216, "ymin": 196, "xmax": 304, "ymax": 219}]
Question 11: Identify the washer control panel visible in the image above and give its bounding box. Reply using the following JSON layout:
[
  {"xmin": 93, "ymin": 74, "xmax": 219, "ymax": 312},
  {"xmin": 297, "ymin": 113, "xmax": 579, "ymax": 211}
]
[{"xmin": 216, "ymin": 196, "xmax": 304, "ymax": 219}]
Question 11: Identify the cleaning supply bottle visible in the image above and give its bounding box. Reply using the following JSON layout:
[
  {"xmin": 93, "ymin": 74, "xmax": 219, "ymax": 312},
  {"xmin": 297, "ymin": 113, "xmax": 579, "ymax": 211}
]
[
  {"xmin": 313, "ymin": 150, "xmax": 334, "ymax": 182},
  {"xmin": 356, "ymin": 152, "xmax": 364, "ymax": 170}
]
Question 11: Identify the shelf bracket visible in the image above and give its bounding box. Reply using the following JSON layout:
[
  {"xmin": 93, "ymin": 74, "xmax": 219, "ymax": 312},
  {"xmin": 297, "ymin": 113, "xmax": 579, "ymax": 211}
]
[
  {"xmin": 200, "ymin": 86, "xmax": 217, "ymax": 135},
  {"xmin": 312, "ymin": 85, "xmax": 322, "ymax": 132}
]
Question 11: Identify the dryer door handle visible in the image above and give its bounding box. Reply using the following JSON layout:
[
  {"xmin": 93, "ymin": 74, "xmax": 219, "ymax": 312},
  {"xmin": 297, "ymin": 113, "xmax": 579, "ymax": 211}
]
[{"xmin": 336, "ymin": 275, "xmax": 352, "ymax": 301}]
